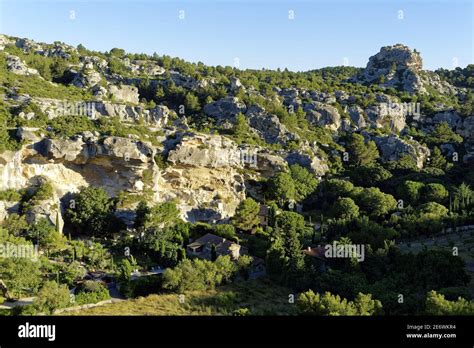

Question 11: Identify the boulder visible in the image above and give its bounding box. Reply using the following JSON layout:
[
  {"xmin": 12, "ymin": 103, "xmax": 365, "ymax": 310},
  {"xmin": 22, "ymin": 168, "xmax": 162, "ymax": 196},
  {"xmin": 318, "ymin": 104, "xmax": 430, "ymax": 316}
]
[
  {"xmin": 16, "ymin": 127, "xmax": 42, "ymax": 143},
  {"xmin": 108, "ymin": 84, "xmax": 140, "ymax": 104},
  {"xmin": 245, "ymin": 105, "xmax": 298, "ymax": 144},
  {"xmin": 285, "ymin": 151, "xmax": 329, "ymax": 177},
  {"xmin": 71, "ymin": 67, "xmax": 102, "ymax": 89},
  {"xmin": 373, "ymin": 135, "xmax": 430, "ymax": 169},
  {"xmin": 432, "ymin": 111, "xmax": 462, "ymax": 129},
  {"xmin": 304, "ymin": 102, "xmax": 341, "ymax": 131},
  {"xmin": 25, "ymin": 196, "xmax": 64, "ymax": 233},
  {"xmin": 255, "ymin": 151, "xmax": 288, "ymax": 177},
  {"xmin": 353, "ymin": 44, "xmax": 424, "ymax": 93},
  {"xmin": 0, "ymin": 34, "xmax": 14, "ymax": 50},
  {"xmin": 0, "ymin": 201, "xmax": 20, "ymax": 222},
  {"xmin": 100, "ymin": 137, "xmax": 155, "ymax": 163},
  {"xmin": 348, "ymin": 105, "xmax": 366, "ymax": 129},
  {"xmin": 230, "ymin": 77, "xmax": 244, "ymax": 91},
  {"xmin": 167, "ymin": 134, "xmax": 242, "ymax": 168},
  {"xmin": 42, "ymin": 137, "xmax": 85, "ymax": 162},
  {"xmin": 365, "ymin": 102, "xmax": 407, "ymax": 132},
  {"xmin": 203, "ymin": 97, "xmax": 247, "ymax": 123},
  {"xmin": 6, "ymin": 54, "xmax": 40, "ymax": 76}
]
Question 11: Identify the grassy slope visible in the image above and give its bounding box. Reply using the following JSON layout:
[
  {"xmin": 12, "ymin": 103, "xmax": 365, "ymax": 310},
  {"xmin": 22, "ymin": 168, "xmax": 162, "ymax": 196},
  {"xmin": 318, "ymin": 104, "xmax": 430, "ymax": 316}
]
[{"xmin": 62, "ymin": 279, "xmax": 298, "ymax": 316}]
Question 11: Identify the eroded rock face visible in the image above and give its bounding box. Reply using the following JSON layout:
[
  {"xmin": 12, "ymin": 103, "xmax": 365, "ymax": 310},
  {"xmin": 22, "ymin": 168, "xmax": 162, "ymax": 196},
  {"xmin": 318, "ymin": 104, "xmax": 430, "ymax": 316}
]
[
  {"xmin": 0, "ymin": 201, "xmax": 20, "ymax": 223},
  {"xmin": 373, "ymin": 135, "xmax": 430, "ymax": 169},
  {"xmin": 353, "ymin": 44, "xmax": 458, "ymax": 95},
  {"xmin": 6, "ymin": 54, "xmax": 40, "ymax": 76},
  {"xmin": 81, "ymin": 55, "xmax": 108, "ymax": 72},
  {"xmin": 457, "ymin": 116, "xmax": 474, "ymax": 163},
  {"xmin": 167, "ymin": 134, "xmax": 242, "ymax": 168},
  {"xmin": 15, "ymin": 38, "xmax": 76, "ymax": 59},
  {"xmin": 156, "ymin": 134, "xmax": 247, "ymax": 221},
  {"xmin": 245, "ymin": 105, "xmax": 297, "ymax": 144},
  {"xmin": 348, "ymin": 105, "xmax": 367, "ymax": 129},
  {"xmin": 70, "ymin": 66, "xmax": 102, "ymax": 89},
  {"xmin": 156, "ymin": 166, "xmax": 245, "ymax": 223},
  {"xmin": 365, "ymin": 103, "xmax": 407, "ymax": 132},
  {"xmin": 0, "ymin": 34, "xmax": 14, "ymax": 50},
  {"xmin": 108, "ymin": 84, "xmax": 139, "ymax": 104},
  {"xmin": 255, "ymin": 151, "xmax": 288, "ymax": 178},
  {"xmin": 31, "ymin": 97, "xmax": 170, "ymax": 127},
  {"xmin": 25, "ymin": 195, "xmax": 64, "ymax": 233},
  {"xmin": 432, "ymin": 111, "xmax": 462, "ymax": 129},
  {"xmin": 285, "ymin": 151, "xmax": 329, "ymax": 177},
  {"xmin": 203, "ymin": 97, "xmax": 247, "ymax": 123},
  {"xmin": 304, "ymin": 102, "xmax": 341, "ymax": 131},
  {"xmin": 0, "ymin": 136, "xmax": 155, "ymax": 201},
  {"xmin": 230, "ymin": 77, "xmax": 244, "ymax": 91},
  {"xmin": 358, "ymin": 44, "xmax": 423, "ymax": 93}
]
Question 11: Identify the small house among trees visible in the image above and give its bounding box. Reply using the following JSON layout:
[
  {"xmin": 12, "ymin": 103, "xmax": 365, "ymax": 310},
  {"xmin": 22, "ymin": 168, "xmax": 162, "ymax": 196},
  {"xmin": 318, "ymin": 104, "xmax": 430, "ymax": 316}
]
[{"xmin": 186, "ymin": 233, "xmax": 247, "ymax": 260}]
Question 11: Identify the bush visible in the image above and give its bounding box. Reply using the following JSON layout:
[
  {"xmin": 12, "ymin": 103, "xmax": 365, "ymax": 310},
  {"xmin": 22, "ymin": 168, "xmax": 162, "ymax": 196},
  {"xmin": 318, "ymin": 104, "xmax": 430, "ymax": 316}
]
[
  {"xmin": 0, "ymin": 189, "xmax": 22, "ymax": 202},
  {"xmin": 297, "ymin": 290, "xmax": 383, "ymax": 315},
  {"xmin": 65, "ymin": 187, "xmax": 113, "ymax": 236},
  {"xmin": 33, "ymin": 281, "xmax": 71, "ymax": 314},
  {"xmin": 74, "ymin": 281, "xmax": 110, "ymax": 305},
  {"xmin": 162, "ymin": 256, "xmax": 238, "ymax": 292},
  {"xmin": 214, "ymin": 224, "xmax": 236, "ymax": 240}
]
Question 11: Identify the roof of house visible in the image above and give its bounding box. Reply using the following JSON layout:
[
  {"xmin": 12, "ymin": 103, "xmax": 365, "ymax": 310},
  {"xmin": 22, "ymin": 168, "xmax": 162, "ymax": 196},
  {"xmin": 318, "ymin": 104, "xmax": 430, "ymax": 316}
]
[{"xmin": 188, "ymin": 233, "xmax": 248, "ymax": 256}]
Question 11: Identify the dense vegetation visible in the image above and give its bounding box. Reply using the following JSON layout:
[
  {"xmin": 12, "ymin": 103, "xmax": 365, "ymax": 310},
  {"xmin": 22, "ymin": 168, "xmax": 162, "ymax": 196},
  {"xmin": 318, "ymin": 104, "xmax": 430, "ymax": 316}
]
[{"xmin": 0, "ymin": 36, "xmax": 473, "ymax": 316}]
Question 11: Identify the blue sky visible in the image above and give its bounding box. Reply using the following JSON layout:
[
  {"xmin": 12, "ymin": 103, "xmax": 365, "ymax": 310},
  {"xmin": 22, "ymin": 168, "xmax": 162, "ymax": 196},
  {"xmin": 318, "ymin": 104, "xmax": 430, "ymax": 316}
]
[{"xmin": 0, "ymin": 0, "xmax": 472, "ymax": 71}]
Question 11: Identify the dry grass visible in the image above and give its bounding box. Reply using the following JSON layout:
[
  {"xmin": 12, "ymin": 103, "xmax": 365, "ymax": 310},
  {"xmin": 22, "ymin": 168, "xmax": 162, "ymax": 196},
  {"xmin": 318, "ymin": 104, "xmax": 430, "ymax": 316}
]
[{"xmin": 62, "ymin": 279, "xmax": 297, "ymax": 316}]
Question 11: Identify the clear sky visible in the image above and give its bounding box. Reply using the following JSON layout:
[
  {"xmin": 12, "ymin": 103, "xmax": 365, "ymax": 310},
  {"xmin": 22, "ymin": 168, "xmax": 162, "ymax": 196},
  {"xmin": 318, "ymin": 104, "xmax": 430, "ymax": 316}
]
[{"xmin": 0, "ymin": 0, "xmax": 472, "ymax": 71}]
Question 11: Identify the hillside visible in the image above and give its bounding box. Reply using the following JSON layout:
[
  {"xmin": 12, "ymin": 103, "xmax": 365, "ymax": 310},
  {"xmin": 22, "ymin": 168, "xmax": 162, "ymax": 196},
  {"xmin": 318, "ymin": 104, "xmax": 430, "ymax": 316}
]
[{"xmin": 0, "ymin": 33, "xmax": 473, "ymax": 316}]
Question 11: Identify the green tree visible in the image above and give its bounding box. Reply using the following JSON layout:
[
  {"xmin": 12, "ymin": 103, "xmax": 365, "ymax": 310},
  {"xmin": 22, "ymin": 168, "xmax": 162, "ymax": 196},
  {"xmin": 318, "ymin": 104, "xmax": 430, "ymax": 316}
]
[
  {"xmin": 214, "ymin": 224, "xmax": 236, "ymax": 240},
  {"xmin": 430, "ymin": 146, "xmax": 449, "ymax": 170},
  {"xmin": 427, "ymin": 122, "xmax": 463, "ymax": 145},
  {"xmin": 184, "ymin": 92, "xmax": 201, "ymax": 113},
  {"xmin": 332, "ymin": 197, "xmax": 359, "ymax": 220},
  {"xmin": 355, "ymin": 187, "xmax": 397, "ymax": 217},
  {"xmin": 162, "ymin": 256, "xmax": 237, "ymax": 292},
  {"xmin": 142, "ymin": 201, "xmax": 180, "ymax": 230},
  {"xmin": 349, "ymin": 164, "xmax": 392, "ymax": 187},
  {"xmin": 320, "ymin": 179, "xmax": 354, "ymax": 203},
  {"xmin": 0, "ymin": 256, "xmax": 41, "ymax": 298},
  {"xmin": 452, "ymin": 183, "xmax": 473, "ymax": 211},
  {"xmin": 233, "ymin": 113, "xmax": 250, "ymax": 140},
  {"xmin": 269, "ymin": 172, "xmax": 296, "ymax": 207},
  {"xmin": 417, "ymin": 202, "xmax": 449, "ymax": 217},
  {"xmin": 28, "ymin": 218, "xmax": 66, "ymax": 255},
  {"xmin": 61, "ymin": 261, "xmax": 86, "ymax": 286},
  {"xmin": 33, "ymin": 281, "xmax": 71, "ymax": 314},
  {"xmin": 397, "ymin": 180, "xmax": 425, "ymax": 206},
  {"xmin": 425, "ymin": 290, "xmax": 474, "ymax": 315},
  {"xmin": 423, "ymin": 183, "xmax": 448, "ymax": 204},
  {"xmin": 65, "ymin": 187, "xmax": 113, "ymax": 236},
  {"xmin": 109, "ymin": 47, "xmax": 125, "ymax": 58},
  {"xmin": 233, "ymin": 198, "xmax": 260, "ymax": 232},
  {"xmin": 75, "ymin": 280, "xmax": 110, "ymax": 305},
  {"xmin": 289, "ymin": 164, "xmax": 318, "ymax": 201},
  {"xmin": 297, "ymin": 290, "xmax": 383, "ymax": 315},
  {"xmin": 346, "ymin": 133, "xmax": 379, "ymax": 166},
  {"xmin": 0, "ymin": 214, "xmax": 28, "ymax": 236}
]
